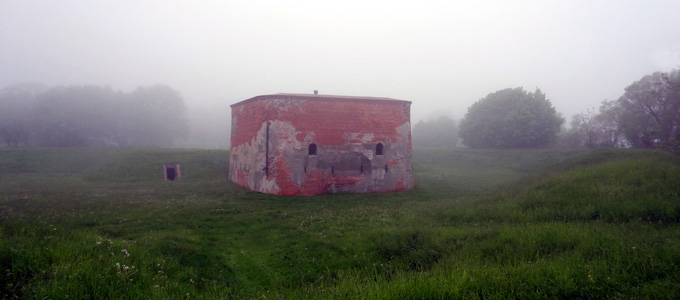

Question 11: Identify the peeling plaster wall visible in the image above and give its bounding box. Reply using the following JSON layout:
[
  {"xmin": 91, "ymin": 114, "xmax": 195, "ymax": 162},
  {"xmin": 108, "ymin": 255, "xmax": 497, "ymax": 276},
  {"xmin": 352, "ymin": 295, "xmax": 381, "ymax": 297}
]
[{"xmin": 229, "ymin": 94, "xmax": 414, "ymax": 196}]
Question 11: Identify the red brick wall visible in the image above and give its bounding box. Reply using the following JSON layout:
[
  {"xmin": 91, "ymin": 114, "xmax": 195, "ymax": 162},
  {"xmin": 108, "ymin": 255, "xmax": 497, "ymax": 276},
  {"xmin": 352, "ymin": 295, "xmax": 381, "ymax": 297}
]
[{"xmin": 229, "ymin": 94, "xmax": 413, "ymax": 196}]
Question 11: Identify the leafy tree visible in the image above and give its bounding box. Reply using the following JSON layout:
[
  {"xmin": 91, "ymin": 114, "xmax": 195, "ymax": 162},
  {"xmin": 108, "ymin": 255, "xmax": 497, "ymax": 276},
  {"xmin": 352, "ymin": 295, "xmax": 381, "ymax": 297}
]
[
  {"xmin": 413, "ymin": 116, "xmax": 458, "ymax": 147},
  {"xmin": 459, "ymin": 87, "xmax": 563, "ymax": 148},
  {"xmin": 32, "ymin": 86, "xmax": 121, "ymax": 147},
  {"xmin": 0, "ymin": 84, "xmax": 46, "ymax": 146},
  {"xmin": 616, "ymin": 70, "xmax": 680, "ymax": 151},
  {"xmin": 118, "ymin": 85, "xmax": 190, "ymax": 147},
  {"xmin": 594, "ymin": 100, "xmax": 626, "ymax": 147},
  {"xmin": 563, "ymin": 100, "xmax": 625, "ymax": 148},
  {"xmin": 561, "ymin": 69, "xmax": 679, "ymax": 154},
  {"xmin": 3, "ymin": 83, "xmax": 190, "ymax": 148}
]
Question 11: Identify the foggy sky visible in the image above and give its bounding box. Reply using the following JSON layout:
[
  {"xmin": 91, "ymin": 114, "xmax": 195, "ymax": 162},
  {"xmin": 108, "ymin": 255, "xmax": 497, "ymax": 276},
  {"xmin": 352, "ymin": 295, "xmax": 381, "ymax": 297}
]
[{"xmin": 2, "ymin": 0, "xmax": 679, "ymax": 123}]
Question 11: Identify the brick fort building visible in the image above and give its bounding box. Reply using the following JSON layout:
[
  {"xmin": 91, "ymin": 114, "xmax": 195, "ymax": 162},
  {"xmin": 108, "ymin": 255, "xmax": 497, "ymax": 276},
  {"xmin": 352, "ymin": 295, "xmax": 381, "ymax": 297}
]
[{"xmin": 229, "ymin": 92, "xmax": 414, "ymax": 196}]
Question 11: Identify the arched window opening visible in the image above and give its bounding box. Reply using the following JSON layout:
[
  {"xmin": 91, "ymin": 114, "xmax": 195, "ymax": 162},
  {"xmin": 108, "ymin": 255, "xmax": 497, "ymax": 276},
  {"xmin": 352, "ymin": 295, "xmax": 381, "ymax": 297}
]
[
  {"xmin": 376, "ymin": 143, "xmax": 384, "ymax": 155},
  {"xmin": 309, "ymin": 143, "xmax": 317, "ymax": 155}
]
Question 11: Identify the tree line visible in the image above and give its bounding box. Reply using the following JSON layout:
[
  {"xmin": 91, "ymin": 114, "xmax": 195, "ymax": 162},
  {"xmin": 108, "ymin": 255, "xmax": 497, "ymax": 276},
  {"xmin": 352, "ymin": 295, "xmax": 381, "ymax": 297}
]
[
  {"xmin": 413, "ymin": 68, "xmax": 680, "ymax": 155},
  {"xmin": 4, "ymin": 68, "xmax": 678, "ymax": 152},
  {"xmin": 414, "ymin": 87, "xmax": 563, "ymax": 149},
  {"xmin": 0, "ymin": 84, "xmax": 189, "ymax": 147},
  {"xmin": 563, "ymin": 69, "xmax": 680, "ymax": 154}
]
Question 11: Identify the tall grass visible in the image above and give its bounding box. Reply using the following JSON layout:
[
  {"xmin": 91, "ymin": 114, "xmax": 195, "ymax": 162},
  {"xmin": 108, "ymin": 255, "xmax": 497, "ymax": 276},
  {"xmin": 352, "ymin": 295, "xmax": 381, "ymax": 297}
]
[{"xmin": 1, "ymin": 147, "xmax": 679, "ymax": 298}]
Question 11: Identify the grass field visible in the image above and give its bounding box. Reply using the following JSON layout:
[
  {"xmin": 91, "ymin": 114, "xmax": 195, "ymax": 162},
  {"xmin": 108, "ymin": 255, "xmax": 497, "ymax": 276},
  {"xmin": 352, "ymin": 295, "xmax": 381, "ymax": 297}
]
[{"xmin": 1, "ymin": 147, "xmax": 679, "ymax": 299}]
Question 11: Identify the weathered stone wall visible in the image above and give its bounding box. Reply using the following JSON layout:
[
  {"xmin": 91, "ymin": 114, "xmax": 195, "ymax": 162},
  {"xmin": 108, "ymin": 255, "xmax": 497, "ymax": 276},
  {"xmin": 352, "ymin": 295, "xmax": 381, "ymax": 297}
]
[{"xmin": 229, "ymin": 94, "xmax": 414, "ymax": 196}]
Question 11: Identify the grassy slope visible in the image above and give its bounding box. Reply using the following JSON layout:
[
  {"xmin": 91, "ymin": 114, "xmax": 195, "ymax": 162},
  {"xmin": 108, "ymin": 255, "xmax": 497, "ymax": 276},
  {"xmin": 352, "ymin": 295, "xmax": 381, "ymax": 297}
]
[{"xmin": 1, "ymin": 147, "xmax": 679, "ymax": 299}]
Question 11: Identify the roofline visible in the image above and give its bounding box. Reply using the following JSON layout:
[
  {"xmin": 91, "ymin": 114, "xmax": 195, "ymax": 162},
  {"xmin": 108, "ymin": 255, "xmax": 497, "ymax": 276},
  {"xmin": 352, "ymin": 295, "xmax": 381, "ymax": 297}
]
[{"xmin": 230, "ymin": 93, "xmax": 411, "ymax": 108}]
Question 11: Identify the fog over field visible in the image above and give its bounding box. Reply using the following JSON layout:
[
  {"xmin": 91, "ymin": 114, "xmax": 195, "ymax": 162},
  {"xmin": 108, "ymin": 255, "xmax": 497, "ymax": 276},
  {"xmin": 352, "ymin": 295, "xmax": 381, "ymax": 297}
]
[{"xmin": 2, "ymin": 0, "xmax": 679, "ymax": 145}]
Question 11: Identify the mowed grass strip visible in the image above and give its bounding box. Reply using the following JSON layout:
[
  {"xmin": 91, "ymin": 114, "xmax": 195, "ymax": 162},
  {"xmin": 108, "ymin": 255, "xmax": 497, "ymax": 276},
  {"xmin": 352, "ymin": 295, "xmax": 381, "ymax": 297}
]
[{"xmin": 1, "ymin": 147, "xmax": 679, "ymax": 299}]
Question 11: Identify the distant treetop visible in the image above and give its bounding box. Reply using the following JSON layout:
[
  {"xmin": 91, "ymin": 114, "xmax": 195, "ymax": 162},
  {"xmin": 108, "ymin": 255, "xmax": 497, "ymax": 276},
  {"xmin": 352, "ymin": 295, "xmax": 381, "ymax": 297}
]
[{"xmin": 459, "ymin": 87, "xmax": 563, "ymax": 148}]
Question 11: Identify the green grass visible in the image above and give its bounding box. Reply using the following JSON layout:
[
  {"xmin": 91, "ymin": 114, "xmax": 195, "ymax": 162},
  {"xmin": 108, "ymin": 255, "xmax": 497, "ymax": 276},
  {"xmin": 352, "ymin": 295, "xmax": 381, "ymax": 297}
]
[{"xmin": 1, "ymin": 147, "xmax": 679, "ymax": 299}]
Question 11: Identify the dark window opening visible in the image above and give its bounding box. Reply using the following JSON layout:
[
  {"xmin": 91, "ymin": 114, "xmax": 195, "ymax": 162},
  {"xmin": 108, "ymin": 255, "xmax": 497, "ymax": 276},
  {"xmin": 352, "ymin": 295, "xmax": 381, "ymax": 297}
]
[
  {"xmin": 360, "ymin": 165, "xmax": 364, "ymax": 173},
  {"xmin": 163, "ymin": 163, "xmax": 181, "ymax": 181},
  {"xmin": 309, "ymin": 143, "xmax": 317, "ymax": 155},
  {"xmin": 376, "ymin": 143, "xmax": 384, "ymax": 155},
  {"xmin": 384, "ymin": 165, "xmax": 389, "ymax": 173},
  {"xmin": 166, "ymin": 167, "xmax": 176, "ymax": 181}
]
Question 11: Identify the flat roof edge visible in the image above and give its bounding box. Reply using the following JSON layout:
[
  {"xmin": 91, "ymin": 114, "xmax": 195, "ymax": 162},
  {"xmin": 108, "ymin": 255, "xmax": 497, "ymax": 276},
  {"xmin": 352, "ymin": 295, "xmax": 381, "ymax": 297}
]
[{"xmin": 230, "ymin": 93, "xmax": 411, "ymax": 108}]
